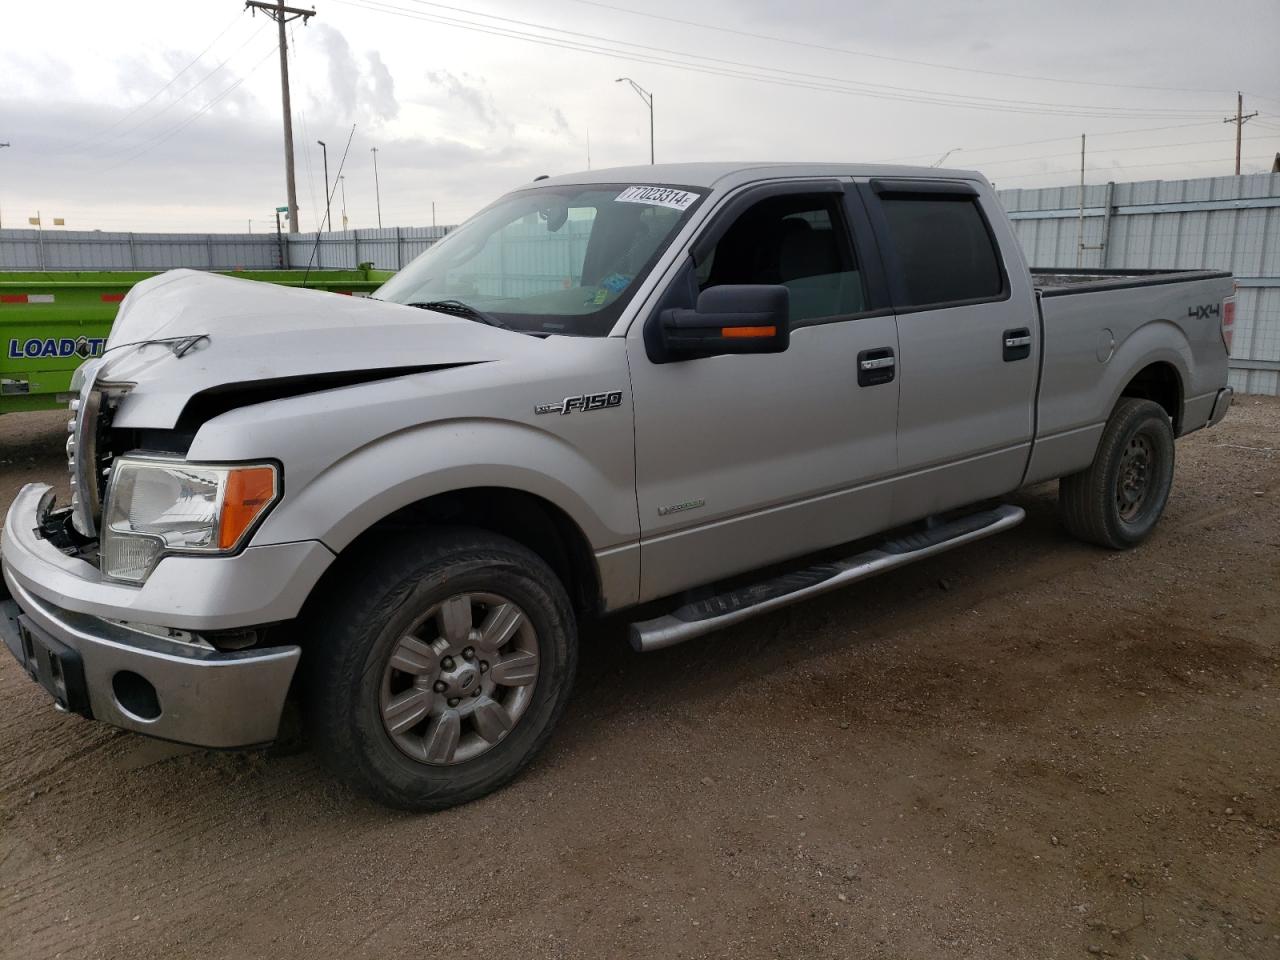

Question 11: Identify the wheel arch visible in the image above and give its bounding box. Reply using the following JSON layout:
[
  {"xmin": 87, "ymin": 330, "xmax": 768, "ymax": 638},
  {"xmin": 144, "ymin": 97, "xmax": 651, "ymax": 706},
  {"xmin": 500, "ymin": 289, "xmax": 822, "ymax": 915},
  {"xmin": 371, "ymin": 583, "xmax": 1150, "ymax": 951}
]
[
  {"xmin": 1118, "ymin": 359, "xmax": 1184, "ymax": 433},
  {"xmin": 1102, "ymin": 319, "xmax": 1192, "ymax": 436},
  {"xmin": 303, "ymin": 486, "xmax": 607, "ymax": 622}
]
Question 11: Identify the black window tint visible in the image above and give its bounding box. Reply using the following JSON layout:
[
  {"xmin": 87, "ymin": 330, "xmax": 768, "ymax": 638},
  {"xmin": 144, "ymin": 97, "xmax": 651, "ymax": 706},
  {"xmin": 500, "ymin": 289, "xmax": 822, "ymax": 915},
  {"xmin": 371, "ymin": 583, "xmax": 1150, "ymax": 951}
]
[
  {"xmin": 877, "ymin": 195, "xmax": 1004, "ymax": 308},
  {"xmin": 698, "ymin": 193, "xmax": 866, "ymax": 323}
]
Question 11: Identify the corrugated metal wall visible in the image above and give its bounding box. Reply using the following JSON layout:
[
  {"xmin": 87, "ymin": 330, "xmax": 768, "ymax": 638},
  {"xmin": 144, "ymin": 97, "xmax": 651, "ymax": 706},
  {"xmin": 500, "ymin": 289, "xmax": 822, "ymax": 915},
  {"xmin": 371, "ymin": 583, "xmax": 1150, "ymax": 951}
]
[
  {"xmin": 0, "ymin": 225, "xmax": 453, "ymax": 272},
  {"xmin": 284, "ymin": 226, "xmax": 452, "ymax": 270},
  {"xmin": 3, "ymin": 172, "xmax": 1277, "ymax": 393},
  {"xmin": 997, "ymin": 173, "xmax": 1280, "ymax": 396}
]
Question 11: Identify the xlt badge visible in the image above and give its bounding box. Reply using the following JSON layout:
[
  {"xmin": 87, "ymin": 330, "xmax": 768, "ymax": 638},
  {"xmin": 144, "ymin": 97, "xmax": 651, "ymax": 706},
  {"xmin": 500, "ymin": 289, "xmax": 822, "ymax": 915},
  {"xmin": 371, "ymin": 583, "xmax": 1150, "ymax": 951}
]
[{"xmin": 535, "ymin": 390, "xmax": 623, "ymax": 415}]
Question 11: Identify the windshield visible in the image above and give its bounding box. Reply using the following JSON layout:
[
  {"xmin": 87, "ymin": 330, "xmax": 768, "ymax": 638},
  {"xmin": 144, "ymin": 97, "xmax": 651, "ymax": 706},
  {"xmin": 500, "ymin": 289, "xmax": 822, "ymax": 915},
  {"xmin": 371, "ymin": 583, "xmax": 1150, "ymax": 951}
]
[{"xmin": 374, "ymin": 183, "xmax": 707, "ymax": 336}]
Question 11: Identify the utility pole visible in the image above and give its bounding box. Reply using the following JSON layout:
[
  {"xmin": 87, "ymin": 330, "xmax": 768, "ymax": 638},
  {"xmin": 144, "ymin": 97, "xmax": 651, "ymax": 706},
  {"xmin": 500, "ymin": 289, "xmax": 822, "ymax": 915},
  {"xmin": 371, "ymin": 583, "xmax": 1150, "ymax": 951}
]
[
  {"xmin": 317, "ymin": 140, "xmax": 331, "ymax": 231},
  {"xmin": 1223, "ymin": 92, "xmax": 1258, "ymax": 176},
  {"xmin": 371, "ymin": 146, "xmax": 382, "ymax": 228},
  {"xmin": 1076, "ymin": 133, "xmax": 1086, "ymax": 269},
  {"xmin": 615, "ymin": 77, "xmax": 654, "ymax": 164},
  {"xmin": 338, "ymin": 174, "xmax": 348, "ymax": 230},
  {"xmin": 246, "ymin": 0, "xmax": 315, "ymax": 233}
]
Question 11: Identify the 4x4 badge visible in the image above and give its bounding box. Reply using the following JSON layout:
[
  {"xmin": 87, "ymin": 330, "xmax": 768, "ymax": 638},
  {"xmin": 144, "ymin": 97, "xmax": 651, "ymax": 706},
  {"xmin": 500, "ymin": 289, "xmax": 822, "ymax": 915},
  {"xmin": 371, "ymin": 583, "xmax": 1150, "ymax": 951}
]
[{"xmin": 535, "ymin": 390, "xmax": 624, "ymax": 415}]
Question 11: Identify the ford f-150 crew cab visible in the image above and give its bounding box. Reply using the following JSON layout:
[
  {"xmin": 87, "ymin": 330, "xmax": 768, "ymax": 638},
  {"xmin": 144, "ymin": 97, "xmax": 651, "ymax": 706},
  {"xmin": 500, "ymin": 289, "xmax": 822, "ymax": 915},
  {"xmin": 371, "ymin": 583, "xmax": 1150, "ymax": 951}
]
[{"xmin": 0, "ymin": 163, "xmax": 1235, "ymax": 809}]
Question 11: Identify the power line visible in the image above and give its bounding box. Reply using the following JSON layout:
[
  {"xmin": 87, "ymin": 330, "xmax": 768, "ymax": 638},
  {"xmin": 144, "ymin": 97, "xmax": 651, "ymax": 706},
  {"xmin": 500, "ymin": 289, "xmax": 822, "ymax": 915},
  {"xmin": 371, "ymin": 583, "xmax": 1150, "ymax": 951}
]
[
  {"xmin": 72, "ymin": 10, "xmax": 248, "ymax": 150},
  {"xmin": 559, "ymin": 0, "xmax": 1240, "ymax": 98},
  {"xmin": 388, "ymin": 0, "xmax": 1225, "ymax": 117},
  {"xmin": 976, "ymin": 133, "xmax": 1280, "ymax": 169},
  {"xmin": 289, "ymin": 22, "xmax": 324, "ymax": 232},
  {"xmin": 884, "ymin": 120, "xmax": 1225, "ymax": 163},
  {"xmin": 997, "ymin": 153, "xmax": 1273, "ymax": 182},
  {"xmin": 100, "ymin": 43, "xmax": 280, "ymax": 172},
  {"xmin": 332, "ymin": 0, "xmax": 1223, "ymax": 121},
  {"xmin": 88, "ymin": 22, "xmax": 270, "ymax": 157}
]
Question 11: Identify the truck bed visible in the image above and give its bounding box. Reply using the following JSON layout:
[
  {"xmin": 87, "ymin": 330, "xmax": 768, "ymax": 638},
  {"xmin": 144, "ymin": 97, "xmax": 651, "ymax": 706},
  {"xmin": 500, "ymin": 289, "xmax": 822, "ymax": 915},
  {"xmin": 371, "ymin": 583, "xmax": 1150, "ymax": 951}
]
[{"xmin": 1032, "ymin": 267, "xmax": 1232, "ymax": 296}]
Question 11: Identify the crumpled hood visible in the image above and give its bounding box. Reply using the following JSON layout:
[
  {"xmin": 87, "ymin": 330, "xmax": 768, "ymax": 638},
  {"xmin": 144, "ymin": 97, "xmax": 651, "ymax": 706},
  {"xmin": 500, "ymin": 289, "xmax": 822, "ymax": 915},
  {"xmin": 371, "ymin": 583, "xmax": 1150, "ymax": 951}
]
[{"xmin": 97, "ymin": 269, "xmax": 532, "ymax": 428}]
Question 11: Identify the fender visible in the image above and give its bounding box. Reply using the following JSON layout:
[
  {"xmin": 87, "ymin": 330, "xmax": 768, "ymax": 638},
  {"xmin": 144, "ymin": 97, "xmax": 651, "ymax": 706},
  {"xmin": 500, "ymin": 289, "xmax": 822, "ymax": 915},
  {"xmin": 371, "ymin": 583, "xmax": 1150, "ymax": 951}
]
[
  {"xmin": 253, "ymin": 417, "xmax": 637, "ymax": 553},
  {"xmin": 1024, "ymin": 318, "xmax": 1192, "ymax": 485},
  {"xmin": 1100, "ymin": 320, "xmax": 1192, "ymax": 427}
]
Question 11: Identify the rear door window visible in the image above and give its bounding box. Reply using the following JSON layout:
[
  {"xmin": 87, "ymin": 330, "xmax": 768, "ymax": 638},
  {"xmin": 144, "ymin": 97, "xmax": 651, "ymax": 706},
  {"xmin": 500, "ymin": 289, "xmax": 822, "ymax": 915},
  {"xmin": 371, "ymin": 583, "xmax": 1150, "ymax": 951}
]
[{"xmin": 875, "ymin": 194, "xmax": 1005, "ymax": 308}]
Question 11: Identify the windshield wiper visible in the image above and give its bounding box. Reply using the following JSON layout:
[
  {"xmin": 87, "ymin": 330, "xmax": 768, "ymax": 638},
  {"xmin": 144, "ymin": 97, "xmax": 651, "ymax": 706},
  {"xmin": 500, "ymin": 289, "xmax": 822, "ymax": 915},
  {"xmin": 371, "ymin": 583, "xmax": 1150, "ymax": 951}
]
[{"xmin": 407, "ymin": 299, "xmax": 509, "ymax": 329}]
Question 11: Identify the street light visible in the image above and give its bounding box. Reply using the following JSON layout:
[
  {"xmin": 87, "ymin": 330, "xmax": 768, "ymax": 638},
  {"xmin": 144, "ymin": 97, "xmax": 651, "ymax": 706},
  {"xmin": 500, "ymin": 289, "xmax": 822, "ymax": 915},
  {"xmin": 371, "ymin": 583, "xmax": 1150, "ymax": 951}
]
[
  {"xmin": 371, "ymin": 146, "xmax": 383, "ymax": 229},
  {"xmin": 0, "ymin": 142, "xmax": 10, "ymax": 230},
  {"xmin": 317, "ymin": 140, "xmax": 332, "ymax": 232},
  {"xmin": 615, "ymin": 78, "xmax": 654, "ymax": 165},
  {"xmin": 338, "ymin": 174, "xmax": 349, "ymax": 230},
  {"xmin": 930, "ymin": 147, "xmax": 962, "ymax": 168}
]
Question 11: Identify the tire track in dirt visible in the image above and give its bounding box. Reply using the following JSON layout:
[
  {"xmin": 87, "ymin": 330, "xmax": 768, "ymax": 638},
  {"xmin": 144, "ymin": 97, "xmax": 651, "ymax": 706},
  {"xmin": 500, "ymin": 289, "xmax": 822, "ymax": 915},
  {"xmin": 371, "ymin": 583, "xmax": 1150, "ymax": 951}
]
[{"xmin": 0, "ymin": 401, "xmax": 1277, "ymax": 960}]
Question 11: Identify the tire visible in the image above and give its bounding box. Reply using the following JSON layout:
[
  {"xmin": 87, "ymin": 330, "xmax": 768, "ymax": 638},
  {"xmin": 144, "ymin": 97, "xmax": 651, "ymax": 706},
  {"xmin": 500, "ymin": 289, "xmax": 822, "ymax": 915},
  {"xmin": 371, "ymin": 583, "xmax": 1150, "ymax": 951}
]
[
  {"xmin": 1059, "ymin": 397, "xmax": 1175, "ymax": 550},
  {"xmin": 303, "ymin": 528, "xmax": 577, "ymax": 810}
]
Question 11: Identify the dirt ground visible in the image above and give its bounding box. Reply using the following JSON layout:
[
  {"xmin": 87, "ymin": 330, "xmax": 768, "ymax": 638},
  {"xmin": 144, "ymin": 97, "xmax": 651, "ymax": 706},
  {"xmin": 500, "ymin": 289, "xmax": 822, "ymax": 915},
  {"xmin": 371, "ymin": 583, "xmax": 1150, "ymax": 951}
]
[{"xmin": 1, "ymin": 399, "xmax": 1277, "ymax": 960}]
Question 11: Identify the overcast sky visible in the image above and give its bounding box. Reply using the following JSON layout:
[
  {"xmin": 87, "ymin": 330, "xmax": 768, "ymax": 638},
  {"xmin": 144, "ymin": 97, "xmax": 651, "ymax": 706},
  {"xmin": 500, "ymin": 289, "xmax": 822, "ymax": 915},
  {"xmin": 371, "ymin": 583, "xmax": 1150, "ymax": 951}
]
[{"xmin": 2, "ymin": 0, "xmax": 1278, "ymax": 233}]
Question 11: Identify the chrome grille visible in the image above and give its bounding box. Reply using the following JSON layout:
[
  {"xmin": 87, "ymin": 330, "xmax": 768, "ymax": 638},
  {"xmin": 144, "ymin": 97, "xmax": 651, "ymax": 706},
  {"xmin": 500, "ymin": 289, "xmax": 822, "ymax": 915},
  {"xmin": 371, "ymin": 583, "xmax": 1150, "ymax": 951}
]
[{"xmin": 68, "ymin": 388, "xmax": 105, "ymax": 537}]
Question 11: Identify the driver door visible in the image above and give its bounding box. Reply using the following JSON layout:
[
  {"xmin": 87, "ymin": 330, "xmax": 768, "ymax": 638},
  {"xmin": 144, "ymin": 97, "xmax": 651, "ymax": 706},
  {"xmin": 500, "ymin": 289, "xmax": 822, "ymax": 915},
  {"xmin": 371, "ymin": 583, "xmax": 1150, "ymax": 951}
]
[{"xmin": 626, "ymin": 180, "xmax": 901, "ymax": 602}]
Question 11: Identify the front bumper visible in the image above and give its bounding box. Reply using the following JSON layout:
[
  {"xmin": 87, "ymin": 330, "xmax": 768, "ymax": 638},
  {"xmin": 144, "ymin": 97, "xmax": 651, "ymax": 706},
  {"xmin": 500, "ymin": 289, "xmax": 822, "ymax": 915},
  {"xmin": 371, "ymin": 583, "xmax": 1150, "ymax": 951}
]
[
  {"xmin": 0, "ymin": 482, "xmax": 328, "ymax": 748},
  {"xmin": 1, "ymin": 577, "xmax": 299, "ymax": 747}
]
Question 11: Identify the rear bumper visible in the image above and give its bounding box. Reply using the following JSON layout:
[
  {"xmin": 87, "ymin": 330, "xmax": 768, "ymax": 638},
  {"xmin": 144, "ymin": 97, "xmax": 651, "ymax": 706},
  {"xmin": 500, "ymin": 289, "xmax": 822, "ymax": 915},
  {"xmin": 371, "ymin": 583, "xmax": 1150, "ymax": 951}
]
[
  {"xmin": 1207, "ymin": 386, "xmax": 1233, "ymax": 428},
  {"xmin": 1, "ymin": 574, "xmax": 299, "ymax": 748}
]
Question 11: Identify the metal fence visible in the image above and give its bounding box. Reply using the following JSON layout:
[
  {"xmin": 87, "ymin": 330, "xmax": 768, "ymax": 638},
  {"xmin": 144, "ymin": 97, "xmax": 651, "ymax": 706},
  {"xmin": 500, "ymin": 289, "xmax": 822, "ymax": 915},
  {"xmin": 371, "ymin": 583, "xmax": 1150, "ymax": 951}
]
[
  {"xmin": 996, "ymin": 172, "xmax": 1280, "ymax": 397},
  {"xmin": 2, "ymin": 172, "xmax": 1277, "ymax": 394},
  {"xmin": 0, "ymin": 225, "xmax": 453, "ymax": 272}
]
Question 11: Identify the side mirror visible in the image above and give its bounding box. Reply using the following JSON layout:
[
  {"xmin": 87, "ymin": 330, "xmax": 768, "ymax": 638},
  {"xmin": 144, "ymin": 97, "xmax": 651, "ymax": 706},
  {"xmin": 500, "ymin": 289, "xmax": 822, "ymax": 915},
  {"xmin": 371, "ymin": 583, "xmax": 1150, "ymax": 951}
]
[{"xmin": 659, "ymin": 284, "xmax": 790, "ymax": 360}]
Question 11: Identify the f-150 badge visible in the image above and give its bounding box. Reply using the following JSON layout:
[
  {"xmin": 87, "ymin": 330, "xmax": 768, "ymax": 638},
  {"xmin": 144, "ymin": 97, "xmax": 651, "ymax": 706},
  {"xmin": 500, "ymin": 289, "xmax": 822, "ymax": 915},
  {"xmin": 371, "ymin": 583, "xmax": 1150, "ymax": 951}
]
[{"xmin": 535, "ymin": 391, "xmax": 624, "ymax": 415}]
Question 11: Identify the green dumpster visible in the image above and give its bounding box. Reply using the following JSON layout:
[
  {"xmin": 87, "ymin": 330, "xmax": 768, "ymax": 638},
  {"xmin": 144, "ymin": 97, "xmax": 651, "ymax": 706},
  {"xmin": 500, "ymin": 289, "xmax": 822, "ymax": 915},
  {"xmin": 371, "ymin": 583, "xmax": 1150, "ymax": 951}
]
[{"xmin": 0, "ymin": 266, "xmax": 393, "ymax": 414}]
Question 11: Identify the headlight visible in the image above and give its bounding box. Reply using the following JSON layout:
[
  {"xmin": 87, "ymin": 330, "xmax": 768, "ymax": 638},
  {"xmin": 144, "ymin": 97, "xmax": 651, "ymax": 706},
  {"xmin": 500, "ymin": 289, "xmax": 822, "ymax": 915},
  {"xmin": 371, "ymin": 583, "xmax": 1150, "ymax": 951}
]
[{"xmin": 101, "ymin": 457, "xmax": 280, "ymax": 583}]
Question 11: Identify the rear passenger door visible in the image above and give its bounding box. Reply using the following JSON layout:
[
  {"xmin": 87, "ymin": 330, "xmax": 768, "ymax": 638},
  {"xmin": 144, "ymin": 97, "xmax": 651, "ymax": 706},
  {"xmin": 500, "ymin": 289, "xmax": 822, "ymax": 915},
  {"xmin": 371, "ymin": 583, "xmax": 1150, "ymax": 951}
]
[{"xmin": 859, "ymin": 179, "xmax": 1039, "ymax": 523}]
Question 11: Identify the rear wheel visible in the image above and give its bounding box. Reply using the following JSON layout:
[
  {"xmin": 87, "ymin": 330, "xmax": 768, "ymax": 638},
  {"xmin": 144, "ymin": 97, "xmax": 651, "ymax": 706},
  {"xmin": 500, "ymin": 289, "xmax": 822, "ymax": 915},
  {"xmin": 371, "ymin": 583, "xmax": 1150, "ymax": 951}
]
[
  {"xmin": 305, "ymin": 529, "xmax": 577, "ymax": 810},
  {"xmin": 1059, "ymin": 398, "xmax": 1175, "ymax": 549}
]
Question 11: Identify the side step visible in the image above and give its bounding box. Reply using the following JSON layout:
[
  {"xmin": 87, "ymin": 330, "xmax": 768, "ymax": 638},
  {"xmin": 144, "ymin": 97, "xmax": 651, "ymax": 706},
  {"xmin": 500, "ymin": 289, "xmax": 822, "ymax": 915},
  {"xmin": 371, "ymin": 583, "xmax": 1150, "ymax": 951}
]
[{"xmin": 628, "ymin": 504, "xmax": 1025, "ymax": 652}]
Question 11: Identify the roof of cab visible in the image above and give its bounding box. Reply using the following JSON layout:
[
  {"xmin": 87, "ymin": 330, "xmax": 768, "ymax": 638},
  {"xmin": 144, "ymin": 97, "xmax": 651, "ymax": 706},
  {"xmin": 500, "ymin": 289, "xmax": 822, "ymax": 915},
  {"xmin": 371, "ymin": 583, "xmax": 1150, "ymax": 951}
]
[{"xmin": 530, "ymin": 161, "xmax": 989, "ymax": 192}]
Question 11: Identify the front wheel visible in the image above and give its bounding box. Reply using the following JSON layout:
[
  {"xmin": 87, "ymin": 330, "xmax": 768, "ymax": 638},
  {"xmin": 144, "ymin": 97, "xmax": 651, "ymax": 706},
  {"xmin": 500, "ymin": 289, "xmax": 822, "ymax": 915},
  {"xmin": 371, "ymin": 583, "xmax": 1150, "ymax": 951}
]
[
  {"xmin": 304, "ymin": 529, "xmax": 578, "ymax": 810},
  {"xmin": 1059, "ymin": 397, "xmax": 1175, "ymax": 549}
]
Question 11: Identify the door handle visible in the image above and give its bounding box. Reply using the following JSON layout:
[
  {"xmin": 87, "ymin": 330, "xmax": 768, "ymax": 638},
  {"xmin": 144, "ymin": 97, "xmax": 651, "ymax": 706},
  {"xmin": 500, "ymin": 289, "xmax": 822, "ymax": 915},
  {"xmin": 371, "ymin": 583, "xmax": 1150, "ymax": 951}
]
[
  {"xmin": 1002, "ymin": 328, "xmax": 1032, "ymax": 361},
  {"xmin": 857, "ymin": 347, "xmax": 895, "ymax": 387}
]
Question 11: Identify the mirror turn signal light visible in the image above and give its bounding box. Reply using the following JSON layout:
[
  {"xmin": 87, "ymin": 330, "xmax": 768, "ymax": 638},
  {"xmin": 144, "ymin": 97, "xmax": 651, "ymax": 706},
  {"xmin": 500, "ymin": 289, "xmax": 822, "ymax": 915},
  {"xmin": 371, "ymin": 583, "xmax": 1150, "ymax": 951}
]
[{"xmin": 720, "ymin": 325, "xmax": 777, "ymax": 339}]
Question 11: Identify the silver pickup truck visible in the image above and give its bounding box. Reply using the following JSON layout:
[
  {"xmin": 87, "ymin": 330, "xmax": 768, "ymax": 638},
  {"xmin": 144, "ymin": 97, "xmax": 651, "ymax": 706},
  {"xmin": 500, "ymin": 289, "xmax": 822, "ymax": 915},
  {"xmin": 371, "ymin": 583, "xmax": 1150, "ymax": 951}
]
[{"xmin": 1, "ymin": 163, "xmax": 1235, "ymax": 809}]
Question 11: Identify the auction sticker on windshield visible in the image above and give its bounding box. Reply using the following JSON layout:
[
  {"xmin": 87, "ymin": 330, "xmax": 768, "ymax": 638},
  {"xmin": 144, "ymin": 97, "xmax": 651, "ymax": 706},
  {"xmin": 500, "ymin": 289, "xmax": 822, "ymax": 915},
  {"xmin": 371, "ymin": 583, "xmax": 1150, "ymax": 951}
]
[{"xmin": 615, "ymin": 186, "xmax": 699, "ymax": 211}]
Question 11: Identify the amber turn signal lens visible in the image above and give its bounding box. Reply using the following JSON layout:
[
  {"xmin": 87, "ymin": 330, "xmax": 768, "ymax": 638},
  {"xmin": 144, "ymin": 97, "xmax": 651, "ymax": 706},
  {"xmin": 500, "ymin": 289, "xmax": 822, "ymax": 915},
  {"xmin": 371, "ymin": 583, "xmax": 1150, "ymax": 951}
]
[
  {"xmin": 218, "ymin": 466, "xmax": 279, "ymax": 550},
  {"xmin": 720, "ymin": 325, "xmax": 777, "ymax": 339}
]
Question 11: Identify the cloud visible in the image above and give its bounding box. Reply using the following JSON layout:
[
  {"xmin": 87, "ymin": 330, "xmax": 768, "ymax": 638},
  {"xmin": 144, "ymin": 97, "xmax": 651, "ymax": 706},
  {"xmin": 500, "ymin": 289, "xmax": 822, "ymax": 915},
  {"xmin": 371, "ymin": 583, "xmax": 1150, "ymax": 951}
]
[
  {"xmin": 305, "ymin": 24, "xmax": 400, "ymax": 125},
  {"xmin": 312, "ymin": 24, "xmax": 360, "ymax": 118},
  {"xmin": 364, "ymin": 52, "xmax": 398, "ymax": 121},
  {"xmin": 424, "ymin": 69, "xmax": 505, "ymax": 131}
]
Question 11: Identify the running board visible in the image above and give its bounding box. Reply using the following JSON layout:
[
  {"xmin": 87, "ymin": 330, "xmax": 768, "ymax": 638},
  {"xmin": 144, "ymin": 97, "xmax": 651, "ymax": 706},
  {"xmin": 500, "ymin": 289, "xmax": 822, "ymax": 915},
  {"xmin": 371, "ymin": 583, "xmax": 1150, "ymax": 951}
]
[{"xmin": 628, "ymin": 504, "xmax": 1025, "ymax": 652}]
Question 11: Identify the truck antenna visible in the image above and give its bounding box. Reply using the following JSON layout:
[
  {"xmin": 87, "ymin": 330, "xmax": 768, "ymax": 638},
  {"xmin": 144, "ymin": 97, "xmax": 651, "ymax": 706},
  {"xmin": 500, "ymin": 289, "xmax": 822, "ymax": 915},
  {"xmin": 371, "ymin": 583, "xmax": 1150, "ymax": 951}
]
[{"xmin": 303, "ymin": 123, "xmax": 356, "ymax": 289}]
